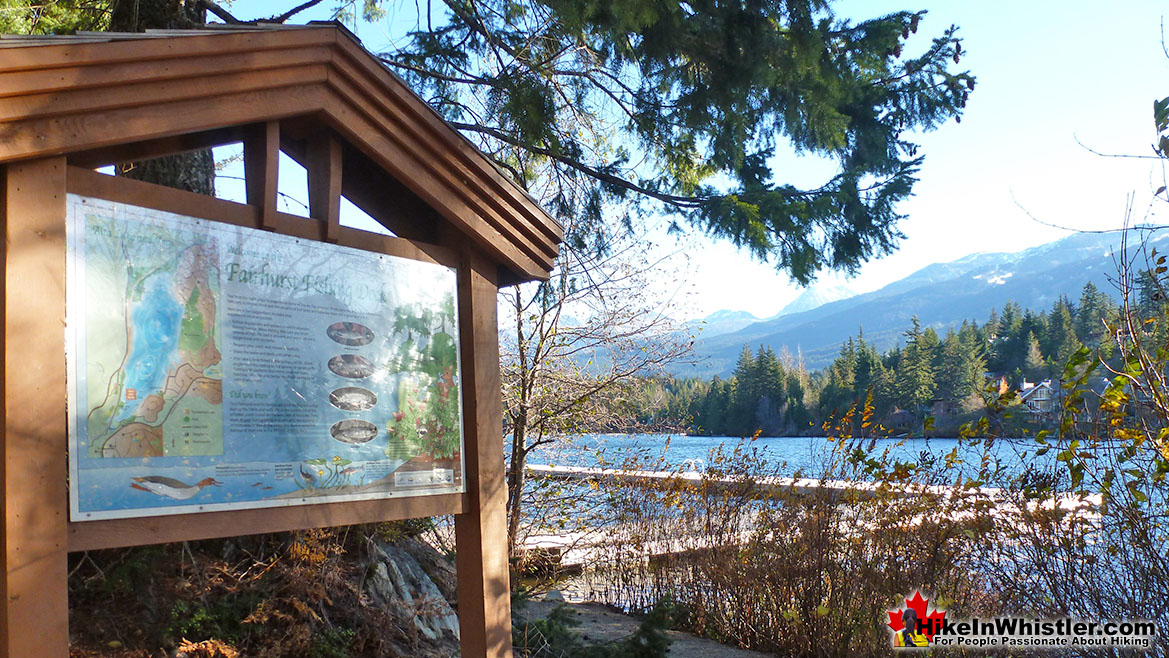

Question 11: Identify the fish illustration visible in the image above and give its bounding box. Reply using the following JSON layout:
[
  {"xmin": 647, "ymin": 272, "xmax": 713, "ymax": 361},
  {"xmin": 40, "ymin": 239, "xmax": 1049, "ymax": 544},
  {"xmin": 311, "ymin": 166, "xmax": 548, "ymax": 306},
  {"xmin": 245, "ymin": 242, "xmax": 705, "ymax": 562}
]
[
  {"xmin": 130, "ymin": 476, "xmax": 221, "ymax": 500},
  {"xmin": 328, "ymin": 354, "xmax": 375, "ymax": 379},
  {"xmin": 330, "ymin": 419, "xmax": 379, "ymax": 444},
  {"xmin": 329, "ymin": 386, "xmax": 377, "ymax": 412},
  {"xmin": 327, "ymin": 321, "xmax": 375, "ymax": 347}
]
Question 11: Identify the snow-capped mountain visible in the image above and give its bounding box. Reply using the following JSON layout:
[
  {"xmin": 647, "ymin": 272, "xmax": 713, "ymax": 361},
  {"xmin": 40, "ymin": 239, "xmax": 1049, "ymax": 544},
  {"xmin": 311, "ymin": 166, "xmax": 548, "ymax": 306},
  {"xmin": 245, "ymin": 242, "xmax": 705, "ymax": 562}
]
[
  {"xmin": 687, "ymin": 309, "xmax": 762, "ymax": 337},
  {"xmin": 677, "ymin": 231, "xmax": 1165, "ymax": 376},
  {"xmin": 772, "ymin": 283, "xmax": 856, "ymax": 318}
]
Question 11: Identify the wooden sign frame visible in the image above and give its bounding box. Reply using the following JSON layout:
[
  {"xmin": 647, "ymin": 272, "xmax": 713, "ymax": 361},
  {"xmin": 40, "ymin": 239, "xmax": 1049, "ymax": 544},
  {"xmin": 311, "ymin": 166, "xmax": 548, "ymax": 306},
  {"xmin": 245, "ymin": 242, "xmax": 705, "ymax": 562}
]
[{"xmin": 0, "ymin": 25, "xmax": 558, "ymax": 658}]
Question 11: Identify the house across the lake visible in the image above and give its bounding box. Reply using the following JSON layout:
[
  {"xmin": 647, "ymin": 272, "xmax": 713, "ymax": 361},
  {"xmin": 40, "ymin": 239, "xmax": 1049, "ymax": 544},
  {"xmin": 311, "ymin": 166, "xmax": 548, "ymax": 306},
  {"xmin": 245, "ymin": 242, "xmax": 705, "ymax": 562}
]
[{"xmin": 1018, "ymin": 379, "xmax": 1056, "ymax": 415}]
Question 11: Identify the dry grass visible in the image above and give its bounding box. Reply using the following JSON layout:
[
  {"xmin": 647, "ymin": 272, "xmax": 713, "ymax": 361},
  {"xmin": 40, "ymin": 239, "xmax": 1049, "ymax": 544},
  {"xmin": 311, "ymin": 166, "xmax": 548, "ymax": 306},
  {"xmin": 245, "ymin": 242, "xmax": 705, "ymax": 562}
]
[{"xmin": 67, "ymin": 524, "xmax": 446, "ymax": 658}]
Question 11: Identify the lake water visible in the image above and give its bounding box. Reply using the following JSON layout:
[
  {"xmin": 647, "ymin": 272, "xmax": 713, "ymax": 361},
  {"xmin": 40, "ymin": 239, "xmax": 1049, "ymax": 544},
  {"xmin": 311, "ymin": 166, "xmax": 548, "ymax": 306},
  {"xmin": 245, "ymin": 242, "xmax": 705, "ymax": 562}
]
[
  {"xmin": 114, "ymin": 275, "xmax": 183, "ymax": 425},
  {"xmin": 528, "ymin": 433, "xmax": 1061, "ymax": 484}
]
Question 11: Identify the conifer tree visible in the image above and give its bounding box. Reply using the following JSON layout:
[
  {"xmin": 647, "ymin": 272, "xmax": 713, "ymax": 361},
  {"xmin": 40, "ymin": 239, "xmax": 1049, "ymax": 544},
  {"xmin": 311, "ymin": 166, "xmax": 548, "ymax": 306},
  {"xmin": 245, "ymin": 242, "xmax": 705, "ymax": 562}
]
[
  {"xmin": 937, "ymin": 329, "xmax": 964, "ymax": 401},
  {"xmin": 753, "ymin": 347, "xmax": 787, "ymax": 433},
  {"xmin": 818, "ymin": 338, "xmax": 858, "ymax": 415},
  {"xmin": 983, "ymin": 307, "xmax": 1001, "ymax": 367},
  {"xmin": 381, "ymin": 0, "xmax": 974, "ymax": 282},
  {"xmin": 1076, "ymin": 282, "xmax": 1112, "ymax": 345},
  {"xmin": 699, "ymin": 376, "xmax": 730, "ymax": 435},
  {"xmin": 956, "ymin": 320, "xmax": 987, "ymax": 402},
  {"xmin": 991, "ymin": 302, "xmax": 1024, "ymax": 371},
  {"xmin": 1044, "ymin": 297, "xmax": 1079, "ymax": 374},
  {"xmin": 784, "ymin": 369, "xmax": 811, "ymax": 429},
  {"xmin": 853, "ymin": 334, "xmax": 887, "ymax": 403},
  {"xmin": 895, "ymin": 316, "xmax": 937, "ymax": 413},
  {"xmin": 1023, "ymin": 331, "xmax": 1045, "ymax": 381},
  {"xmin": 727, "ymin": 347, "xmax": 758, "ymax": 436}
]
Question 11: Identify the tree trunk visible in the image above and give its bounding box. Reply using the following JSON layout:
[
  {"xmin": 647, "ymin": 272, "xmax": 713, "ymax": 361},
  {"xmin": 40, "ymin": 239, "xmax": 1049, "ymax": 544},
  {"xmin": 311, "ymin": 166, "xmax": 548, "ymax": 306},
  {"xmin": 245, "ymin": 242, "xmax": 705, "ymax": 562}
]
[
  {"xmin": 116, "ymin": 152, "xmax": 215, "ymax": 196},
  {"xmin": 506, "ymin": 422, "xmax": 526, "ymax": 559},
  {"xmin": 109, "ymin": 0, "xmax": 215, "ymax": 195},
  {"xmin": 505, "ymin": 287, "xmax": 529, "ymax": 559},
  {"xmin": 110, "ymin": 0, "xmax": 205, "ymax": 30}
]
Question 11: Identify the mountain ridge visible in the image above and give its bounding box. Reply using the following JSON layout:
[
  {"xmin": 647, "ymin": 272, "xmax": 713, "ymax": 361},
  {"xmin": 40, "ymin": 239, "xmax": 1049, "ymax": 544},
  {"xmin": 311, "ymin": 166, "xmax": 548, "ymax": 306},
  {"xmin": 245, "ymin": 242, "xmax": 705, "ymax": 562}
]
[
  {"xmin": 772, "ymin": 283, "xmax": 855, "ymax": 318},
  {"xmin": 679, "ymin": 231, "xmax": 1156, "ymax": 377}
]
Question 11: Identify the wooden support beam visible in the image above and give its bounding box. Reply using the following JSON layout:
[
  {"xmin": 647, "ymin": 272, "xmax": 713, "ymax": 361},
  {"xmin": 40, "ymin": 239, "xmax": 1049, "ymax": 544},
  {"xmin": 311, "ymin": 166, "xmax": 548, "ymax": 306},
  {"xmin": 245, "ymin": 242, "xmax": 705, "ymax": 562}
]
[
  {"xmin": 68, "ymin": 126, "xmax": 245, "ymax": 169},
  {"xmin": 338, "ymin": 146, "xmax": 442, "ymax": 244},
  {"xmin": 66, "ymin": 165, "xmax": 457, "ymax": 268},
  {"xmin": 453, "ymin": 249, "xmax": 513, "ymax": 658},
  {"xmin": 280, "ymin": 135, "xmax": 442, "ymax": 244},
  {"xmin": 244, "ymin": 121, "xmax": 280, "ymax": 230},
  {"xmin": 69, "ymin": 493, "xmax": 465, "ymax": 552},
  {"xmin": 2, "ymin": 157, "xmax": 69, "ymax": 658},
  {"xmin": 307, "ymin": 132, "xmax": 342, "ymax": 243}
]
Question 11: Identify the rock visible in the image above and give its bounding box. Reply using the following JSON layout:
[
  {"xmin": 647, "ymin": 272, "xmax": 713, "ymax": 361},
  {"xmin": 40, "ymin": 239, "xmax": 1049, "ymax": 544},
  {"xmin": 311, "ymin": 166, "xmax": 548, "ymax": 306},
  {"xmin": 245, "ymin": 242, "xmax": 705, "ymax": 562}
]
[
  {"xmin": 545, "ymin": 589, "xmax": 566, "ymax": 602},
  {"xmin": 365, "ymin": 539, "xmax": 461, "ymax": 647},
  {"xmin": 399, "ymin": 536, "xmax": 458, "ymax": 603}
]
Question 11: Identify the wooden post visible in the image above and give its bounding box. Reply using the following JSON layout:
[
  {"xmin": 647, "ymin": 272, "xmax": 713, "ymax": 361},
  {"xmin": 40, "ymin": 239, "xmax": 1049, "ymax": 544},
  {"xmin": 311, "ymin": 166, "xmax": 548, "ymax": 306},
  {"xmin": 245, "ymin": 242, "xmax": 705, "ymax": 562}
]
[
  {"xmin": 454, "ymin": 250, "xmax": 512, "ymax": 658},
  {"xmin": 307, "ymin": 133, "xmax": 342, "ymax": 243},
  {"xmin": 2, "ymin": 157, "xmax": 69, "ymax": 658},
  {"xmin": 244, "ymin": 121, "xmax": 280, "ymax": 230}
]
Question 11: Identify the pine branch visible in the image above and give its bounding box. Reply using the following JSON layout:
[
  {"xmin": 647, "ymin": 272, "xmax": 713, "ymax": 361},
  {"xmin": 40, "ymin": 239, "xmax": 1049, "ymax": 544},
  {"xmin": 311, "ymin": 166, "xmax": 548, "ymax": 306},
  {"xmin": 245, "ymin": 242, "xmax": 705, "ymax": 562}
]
[
  {"xmin": 447, "ymin": 121, "xmax": 705, "ymax": 209},
  {"xmin": 197, "ymin": 0, "xmax": 241, "ymax": 24},
  {"xmin": 378, "ymin": 57, "xmax": 487, "ymax": 86},
  {"xmin": 270, "ymin": 0, "xmax": 329, "ymax": 24}
]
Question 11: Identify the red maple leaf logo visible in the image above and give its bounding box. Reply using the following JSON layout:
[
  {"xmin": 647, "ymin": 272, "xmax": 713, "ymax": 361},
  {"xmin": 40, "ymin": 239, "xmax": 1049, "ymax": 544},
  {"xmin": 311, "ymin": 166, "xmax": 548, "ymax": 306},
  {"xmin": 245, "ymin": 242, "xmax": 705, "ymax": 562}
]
[{"xmin": 886, "ymin": 590, "xmax": 946, "ymax": 641}]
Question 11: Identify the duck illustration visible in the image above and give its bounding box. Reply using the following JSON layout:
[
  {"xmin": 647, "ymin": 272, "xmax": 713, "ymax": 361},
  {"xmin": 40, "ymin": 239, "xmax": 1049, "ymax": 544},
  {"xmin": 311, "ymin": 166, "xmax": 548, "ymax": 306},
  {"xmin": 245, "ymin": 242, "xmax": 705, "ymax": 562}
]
[{"xmin": 130, "ymin": 476, "xmax": 221, "ymax": 500}]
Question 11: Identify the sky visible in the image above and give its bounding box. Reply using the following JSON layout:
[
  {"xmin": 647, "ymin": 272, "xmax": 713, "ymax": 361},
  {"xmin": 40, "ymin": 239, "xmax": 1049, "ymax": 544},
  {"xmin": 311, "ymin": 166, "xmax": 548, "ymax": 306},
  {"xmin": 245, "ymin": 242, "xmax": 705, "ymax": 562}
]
[
  {"xmin": 685, "ymin": 0, "xmax": 1169, "ymax": 319},
  {"xmin": 220, "ymin": 0, "xmax": 1169, "ymax": 321}
]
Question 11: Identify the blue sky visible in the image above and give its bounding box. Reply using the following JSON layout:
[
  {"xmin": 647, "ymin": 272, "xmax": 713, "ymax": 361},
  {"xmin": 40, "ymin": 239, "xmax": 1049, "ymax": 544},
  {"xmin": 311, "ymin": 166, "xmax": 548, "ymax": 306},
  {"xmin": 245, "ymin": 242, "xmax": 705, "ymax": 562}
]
[{"xmin": 221, "ymin": 1, "xmax": 1169, "ymax": 319}]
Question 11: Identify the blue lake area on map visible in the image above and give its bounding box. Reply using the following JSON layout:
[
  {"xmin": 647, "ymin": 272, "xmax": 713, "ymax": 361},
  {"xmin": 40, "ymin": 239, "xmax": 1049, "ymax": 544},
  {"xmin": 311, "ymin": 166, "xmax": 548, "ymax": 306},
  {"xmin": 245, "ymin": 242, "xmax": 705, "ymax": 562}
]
[{"xmin": 113, "ymin": 275, "xmax": 182, "ymax": 425}]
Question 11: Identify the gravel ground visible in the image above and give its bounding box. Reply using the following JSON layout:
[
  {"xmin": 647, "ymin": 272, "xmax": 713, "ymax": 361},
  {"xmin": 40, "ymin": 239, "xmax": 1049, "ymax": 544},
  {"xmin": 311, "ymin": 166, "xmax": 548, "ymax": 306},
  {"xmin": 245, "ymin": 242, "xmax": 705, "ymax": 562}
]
[{"xmin": 519, "ymin": 600, "xmax": 772, "ymax": 658}]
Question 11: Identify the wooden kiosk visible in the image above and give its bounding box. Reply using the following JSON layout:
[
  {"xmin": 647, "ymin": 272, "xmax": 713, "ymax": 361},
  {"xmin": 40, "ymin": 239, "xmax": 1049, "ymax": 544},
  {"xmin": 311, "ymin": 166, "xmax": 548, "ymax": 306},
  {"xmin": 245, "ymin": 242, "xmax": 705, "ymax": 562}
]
[{"xmin": 0, "ymin": 24, "xmax": 561, "ymax": 658}]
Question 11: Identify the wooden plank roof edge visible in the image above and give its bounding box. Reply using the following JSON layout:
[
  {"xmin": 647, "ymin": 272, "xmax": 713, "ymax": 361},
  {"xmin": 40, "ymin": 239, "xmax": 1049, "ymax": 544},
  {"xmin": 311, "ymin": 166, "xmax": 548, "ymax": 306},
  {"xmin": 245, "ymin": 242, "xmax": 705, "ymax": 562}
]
[
  {"xmin": 0, "ymin": 84, "xmax": 329, "ymax": 170},
  {"xmin": 0, "ymin": 81, "xmax": 552, "ymax": 282},
  {"xmin": 323, "ymin": 54, "xmax": 559, "ymax": 265},
  {"xmin": 0, "ymin": 63, "xmax": 330, "ymax": 124},
  {"xmin": 329, "ymin": 34, "xmax": 564, "ymax": 243},
  {"xmin": 0, "ymin": 45, "xmax": 334, "ymax": 102},
  {"xmin": 0, "ymin": 26, "xmax": 336, "ymax": 72},
  {"xmin": 0, "ymin": 21, "xmax": 343, "ymax": 44},
  {"xmin": 0, "ymin": 25, "xmax": 562, "ymax": 240},
  {"xmin": 318, "ymin": 95, "xmax": 552, "ymax": 279},
  {"xmin": 0, "ymin": 24, "xmax": 563, "ymax": 278}
]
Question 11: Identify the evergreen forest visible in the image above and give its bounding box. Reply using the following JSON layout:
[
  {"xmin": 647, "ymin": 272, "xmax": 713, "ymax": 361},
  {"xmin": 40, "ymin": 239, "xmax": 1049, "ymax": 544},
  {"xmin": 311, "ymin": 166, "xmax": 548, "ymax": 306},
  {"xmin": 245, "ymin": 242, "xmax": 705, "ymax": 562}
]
[{"xmin": 628, "ymin": 281, "xmax": 1135, "ymax": 436}]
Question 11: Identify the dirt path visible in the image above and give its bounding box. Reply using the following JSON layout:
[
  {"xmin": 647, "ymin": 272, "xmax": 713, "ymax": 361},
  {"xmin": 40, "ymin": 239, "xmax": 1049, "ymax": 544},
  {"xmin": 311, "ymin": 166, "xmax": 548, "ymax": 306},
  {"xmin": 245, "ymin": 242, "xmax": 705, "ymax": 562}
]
[{"xmin": 520, "ymin": 600, "xmax": 771, "ymax": 658}]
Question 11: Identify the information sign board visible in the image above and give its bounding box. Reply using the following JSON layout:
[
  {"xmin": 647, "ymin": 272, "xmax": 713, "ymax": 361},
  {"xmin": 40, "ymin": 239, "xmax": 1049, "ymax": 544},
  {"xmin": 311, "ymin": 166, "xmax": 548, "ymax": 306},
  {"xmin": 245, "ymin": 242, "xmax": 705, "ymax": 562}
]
[{"xmin": 66, "ymin": 194, "xmax": 465, "ymax": 521}]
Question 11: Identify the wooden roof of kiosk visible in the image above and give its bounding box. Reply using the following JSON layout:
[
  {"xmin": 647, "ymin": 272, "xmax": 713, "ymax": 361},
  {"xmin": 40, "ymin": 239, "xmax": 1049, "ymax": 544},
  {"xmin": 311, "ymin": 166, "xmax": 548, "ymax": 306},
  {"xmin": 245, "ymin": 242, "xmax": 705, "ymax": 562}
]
[{"xmin": 0, "ymin": 24, "xmax": 561, "ymax": 658}]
